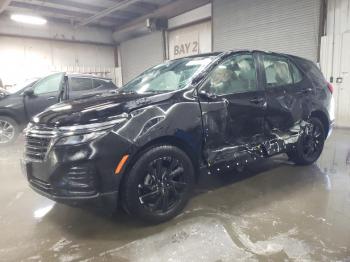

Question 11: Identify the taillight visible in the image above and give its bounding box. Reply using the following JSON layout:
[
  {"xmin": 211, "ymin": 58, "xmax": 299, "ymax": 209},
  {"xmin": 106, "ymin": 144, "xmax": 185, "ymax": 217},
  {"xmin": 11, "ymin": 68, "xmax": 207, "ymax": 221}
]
[{"xmin": 327, "ymin": 82, "xmax": 334, "ymax": 94}]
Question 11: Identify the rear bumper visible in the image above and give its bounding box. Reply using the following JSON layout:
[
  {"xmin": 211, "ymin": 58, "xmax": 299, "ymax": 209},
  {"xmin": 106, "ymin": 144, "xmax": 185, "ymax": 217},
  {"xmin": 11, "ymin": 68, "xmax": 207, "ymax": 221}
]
[{"xmin": 327, "ymin": 119, "xmax": 335, "ymax": 138}]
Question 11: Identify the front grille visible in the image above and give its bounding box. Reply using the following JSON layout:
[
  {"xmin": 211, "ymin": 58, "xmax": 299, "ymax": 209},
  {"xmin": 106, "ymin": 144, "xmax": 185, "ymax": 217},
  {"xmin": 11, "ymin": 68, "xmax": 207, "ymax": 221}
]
[{"xmin": 25, "ymin": 124, "xmax": 57, "ymax": 161}]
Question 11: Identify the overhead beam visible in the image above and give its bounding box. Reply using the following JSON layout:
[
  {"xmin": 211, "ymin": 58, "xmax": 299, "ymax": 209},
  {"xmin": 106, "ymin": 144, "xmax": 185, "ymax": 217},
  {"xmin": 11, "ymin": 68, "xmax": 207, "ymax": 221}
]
[
  {"xmin": 12, "ymin": 0, "xmax": 135, "ymax": 22},
  {"xmin": 76, "ymin": 0, "xmax": 140, "ymax": 28},
  {"xmin": 115, "ymin": 0, "xmax": 210, "ymax": 32},
  {"xmin": 112, "ymin": 0, "xmax": 210, "ymax": 43},
  {"xmin": 0, "ymin": 14, "xmax": 114, "ymax": 45},
  {"xmin": 8, "ymin": 2, "xmax": 127, "ymax": 26},
  {"xmin": 0, "ymin": 0, "xmax": 12, "ymax": 13}
]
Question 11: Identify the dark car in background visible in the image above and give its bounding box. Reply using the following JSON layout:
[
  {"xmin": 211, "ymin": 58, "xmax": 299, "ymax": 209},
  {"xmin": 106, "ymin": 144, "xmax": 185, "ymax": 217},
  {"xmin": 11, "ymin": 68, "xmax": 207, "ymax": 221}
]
[
  {"xmin": 0, "ymin": 73, "xmax": 117, "ymax": 145},
  {"xmin": 0, "ymin": 87, "xmax": 9, "ymax": 99},
  {"xmin": 23, "ymin": 50, "xmax": 334, "ymax": 223}
]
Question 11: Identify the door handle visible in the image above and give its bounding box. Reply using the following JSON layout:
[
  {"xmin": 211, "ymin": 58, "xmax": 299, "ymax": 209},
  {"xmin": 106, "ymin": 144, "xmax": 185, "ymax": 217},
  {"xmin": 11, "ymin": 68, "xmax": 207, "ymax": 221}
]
[
  {"xmin": 249, "ymin": 97, "xmax": 265, "ymax": 104},
  {"xmin": 47, "ymin": 96, "xmax": 56, "ymax": 100},
  {"xmin": 297, "ymin": 88, "xmax": 312, "ymax": 95}
]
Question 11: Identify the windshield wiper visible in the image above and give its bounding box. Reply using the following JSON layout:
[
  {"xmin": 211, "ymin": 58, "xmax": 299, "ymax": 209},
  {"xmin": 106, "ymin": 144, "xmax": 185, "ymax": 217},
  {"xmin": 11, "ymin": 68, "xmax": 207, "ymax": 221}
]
[
  {"xmin": 144, "ymin": 90, "xmax": 169, "ymax": 94},
  {"xmin": 118, "ymin": 90, "xmax": 137, "ymax": 95}
]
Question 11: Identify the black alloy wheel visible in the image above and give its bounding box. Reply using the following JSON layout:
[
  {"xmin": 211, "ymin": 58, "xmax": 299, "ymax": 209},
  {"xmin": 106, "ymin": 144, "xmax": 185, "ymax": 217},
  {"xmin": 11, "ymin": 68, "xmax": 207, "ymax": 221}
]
[
  {"xmin": 288, "ymin": 117, "xmax": 325, "ymax": 165},
  {"xmin": 138, "ymin": 156, "xmax": 187, "ymax": 213},
  {"xmin": 121, "ymin": 145, "xmax": 195, "ymax": 223},
  {"xmin": 0, "ymin": 117, "xmax": 19, "ymax": 145}
]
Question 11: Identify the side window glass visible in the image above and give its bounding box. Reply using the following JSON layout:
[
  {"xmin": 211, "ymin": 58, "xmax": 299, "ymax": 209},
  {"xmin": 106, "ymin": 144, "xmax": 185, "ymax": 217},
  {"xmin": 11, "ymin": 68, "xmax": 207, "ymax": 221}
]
[
  {"xmin": 290, "ymin": 62, "xmax": 303, "ymax": 83},
  {"xmin": 33, "ymin": 73, "xmax": 62, "ymax": 95},
  {"xmin": 93, "ymin": 79, "xmax": 115, "ymax": 89},
  {"xmin": 263, "ymin": 55, "xmax": 293, "ymax": 88},
  {"xmin": 69, "ymin": 77, "xmax": 93, "ymax": 92},
  {"xmin": 202, "ymin": 54, "xmax": 258, "ymax": 95}
]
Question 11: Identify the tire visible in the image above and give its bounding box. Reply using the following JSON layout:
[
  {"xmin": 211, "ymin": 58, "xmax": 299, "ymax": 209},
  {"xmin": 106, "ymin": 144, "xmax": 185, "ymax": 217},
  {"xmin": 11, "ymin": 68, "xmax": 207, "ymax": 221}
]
[
  {"xmin": 287, "ymin": 117, "xmax": 325, "ymax": 165},
  {"xmin": 121, "ymin": 145, "xmax": 195, "ymax": 224},
  {"xmin": 0, "ymin": 116, "xmax": 19, "ymax": 146}
]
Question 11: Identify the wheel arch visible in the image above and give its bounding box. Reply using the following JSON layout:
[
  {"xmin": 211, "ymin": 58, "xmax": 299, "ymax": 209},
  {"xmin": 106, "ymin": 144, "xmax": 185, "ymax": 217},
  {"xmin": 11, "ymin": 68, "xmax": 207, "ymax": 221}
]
[
  {"xmin": 120, "ymin": 135, "xmax": 201, "ymax": 189},
  {"xmin": 0, "ymin": 112, "xmax": 20, "ymax": 126},
  {"xmin": 117, "ymin": 135, "xmax": 201, "ymax": 211},
  {"xmin": 310, "ymin": 110, "xmax": 330, "ymax": 137}
]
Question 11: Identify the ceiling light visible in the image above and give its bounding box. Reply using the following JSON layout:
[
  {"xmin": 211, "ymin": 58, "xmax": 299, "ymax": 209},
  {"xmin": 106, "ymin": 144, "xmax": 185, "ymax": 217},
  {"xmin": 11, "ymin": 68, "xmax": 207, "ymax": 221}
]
[{"xmin": 11, "ymin": 14, "xmax": 47, "ymax": 25}]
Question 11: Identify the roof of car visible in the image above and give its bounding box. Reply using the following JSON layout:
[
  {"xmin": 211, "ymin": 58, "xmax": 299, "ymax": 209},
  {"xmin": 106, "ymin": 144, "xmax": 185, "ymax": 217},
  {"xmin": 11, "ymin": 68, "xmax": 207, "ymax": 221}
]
[
  {"xmin": 65, "ymin": 73, "xmax": 112, "ymax": 80},
  {"xmin": 185, "ymin": 50, "xmax": 311, "ymax": 63}
]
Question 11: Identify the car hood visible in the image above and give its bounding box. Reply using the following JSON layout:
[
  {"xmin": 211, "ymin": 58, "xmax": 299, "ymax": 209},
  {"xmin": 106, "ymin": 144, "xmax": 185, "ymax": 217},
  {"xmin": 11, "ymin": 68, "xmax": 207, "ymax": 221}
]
[{"xmin": 33, "ymin": 92, "xmax": 175, "ymax": 127}]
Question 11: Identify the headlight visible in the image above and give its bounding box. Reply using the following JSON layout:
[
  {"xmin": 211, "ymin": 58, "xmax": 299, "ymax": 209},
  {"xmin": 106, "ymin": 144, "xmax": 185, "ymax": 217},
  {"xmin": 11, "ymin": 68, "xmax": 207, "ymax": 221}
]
[
  {"xmin": 56, "ymin": 131, "xmax": 106, "ymax": 146},
  {"xmin": 55, "ymin": 116, "xmax": 128, "ymax": 146},
  {"xmin": 58, "ymin": 117, "xmax": 128, "ymax": 133}
]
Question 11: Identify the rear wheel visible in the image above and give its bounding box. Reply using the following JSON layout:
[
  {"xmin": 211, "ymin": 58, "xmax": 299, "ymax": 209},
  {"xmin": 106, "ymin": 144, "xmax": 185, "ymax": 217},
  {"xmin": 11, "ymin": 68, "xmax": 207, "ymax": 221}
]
[
  {"xmin": 0, "ymin": 116, "xmax": 19, "ymax": 146},
  {"xmin": 287, "ymin": 117, "xmax": 325, "ymax": 165},
  {"xmin": 121, "ymin": 145, "xmax": 195, "ymax": 223}
]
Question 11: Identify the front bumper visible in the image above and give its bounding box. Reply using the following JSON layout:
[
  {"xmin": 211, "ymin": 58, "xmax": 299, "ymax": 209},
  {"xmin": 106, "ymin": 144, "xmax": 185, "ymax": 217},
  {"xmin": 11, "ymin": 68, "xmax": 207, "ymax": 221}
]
[
  {"xmin": 29, "ymin": 181, "xmax": 118, "ymax": 207},
  {"xmin": 22, "ymin": 131, "xmax": 133, "ymax": 206}
]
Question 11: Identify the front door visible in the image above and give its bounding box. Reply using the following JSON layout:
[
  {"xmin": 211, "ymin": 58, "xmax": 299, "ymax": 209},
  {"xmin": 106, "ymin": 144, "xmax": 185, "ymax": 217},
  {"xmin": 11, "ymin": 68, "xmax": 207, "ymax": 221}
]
[
  {"xmin": 198, "ymin": 52, "xmax": 266, "ymax": 166},
  {"xmin": 24, "ymin": 73, "xmax": 64, "ymax": 119}
]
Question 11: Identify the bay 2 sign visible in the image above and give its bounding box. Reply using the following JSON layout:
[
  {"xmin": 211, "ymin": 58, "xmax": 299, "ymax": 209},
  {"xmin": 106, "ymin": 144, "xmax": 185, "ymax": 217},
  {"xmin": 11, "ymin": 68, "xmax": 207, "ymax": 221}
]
[{"xmin": 169, "ymin": 31, "xmax": 200, "ymax": 59}]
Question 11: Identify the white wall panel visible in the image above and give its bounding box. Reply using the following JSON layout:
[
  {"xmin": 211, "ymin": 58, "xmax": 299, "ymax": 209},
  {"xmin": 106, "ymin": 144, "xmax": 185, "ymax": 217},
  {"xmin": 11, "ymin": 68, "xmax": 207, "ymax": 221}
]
[
  {"xmin": 321, "ymin": 0, "xmax": 350, "ymax": 127},
  {"xmin": 0, "ymin": 36, "xmax": 116, "ymax": 86}
]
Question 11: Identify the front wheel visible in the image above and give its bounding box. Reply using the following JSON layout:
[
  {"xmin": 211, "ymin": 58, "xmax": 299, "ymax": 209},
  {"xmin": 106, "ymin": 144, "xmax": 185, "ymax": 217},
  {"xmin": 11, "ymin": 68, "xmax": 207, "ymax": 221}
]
[
  {"xmin": 287, "ymin": 117, "xmax": 325, "ymax": 165},
  {"xmin": 121, "ymin": 145, "xmax": 195, "ymax": 224},
  {"xmin": 0, "ymin": 116, "xmax": 19, "ymax": 146}
]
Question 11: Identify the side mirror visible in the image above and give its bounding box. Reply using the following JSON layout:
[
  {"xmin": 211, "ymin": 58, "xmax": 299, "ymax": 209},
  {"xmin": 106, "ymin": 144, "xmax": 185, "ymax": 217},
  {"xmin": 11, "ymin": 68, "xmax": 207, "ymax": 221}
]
[
  {"xmin": 24, "ymin": 89, "xmax": 34, "ymax": 97},
  {"xmin": 198, "ymin": 90, "xmax": 217, "ymax": 100}
]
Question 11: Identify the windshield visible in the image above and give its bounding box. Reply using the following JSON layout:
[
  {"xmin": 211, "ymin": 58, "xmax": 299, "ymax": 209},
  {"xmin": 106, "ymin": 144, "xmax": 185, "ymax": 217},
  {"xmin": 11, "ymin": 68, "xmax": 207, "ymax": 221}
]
[{"xmin": 120, "ymin": 56, "xmax": 216, "ymax": 94}]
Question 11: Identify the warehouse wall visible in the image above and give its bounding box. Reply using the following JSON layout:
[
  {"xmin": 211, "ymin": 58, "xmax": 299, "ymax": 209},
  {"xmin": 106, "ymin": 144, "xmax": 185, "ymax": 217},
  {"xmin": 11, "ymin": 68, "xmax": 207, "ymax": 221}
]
[
  {"xmin": 213, "ymin": 0, "xmax": 322, "ymax": 62},
  {"xmin": 320, "ymin": 0, "xmax": 350, "ymax": 127},
  {"xmin": 0, "ymin": 36, "xmax": 116, "ymax": 87},
  {"xmin": 120, "ymin": 32, "xmax": 164, "ymax": 84}
]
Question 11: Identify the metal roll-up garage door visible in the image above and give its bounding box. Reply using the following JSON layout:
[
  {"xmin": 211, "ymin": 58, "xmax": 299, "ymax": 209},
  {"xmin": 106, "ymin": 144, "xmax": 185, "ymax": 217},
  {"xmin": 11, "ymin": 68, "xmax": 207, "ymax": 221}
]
[
  {"xmin": 120, "ymin": 32, "xmax": 164, "ymax": 84},
  {"xmin": 213, "ymin": 0, "xmax": 321, "ymax": 62}
]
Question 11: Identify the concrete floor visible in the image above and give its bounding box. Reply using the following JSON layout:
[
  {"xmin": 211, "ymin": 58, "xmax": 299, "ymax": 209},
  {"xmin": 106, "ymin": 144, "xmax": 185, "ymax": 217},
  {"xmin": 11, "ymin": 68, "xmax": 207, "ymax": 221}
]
[{"xmin": 0, "ymin": 129, "xmax": 349, "ymax": 262}]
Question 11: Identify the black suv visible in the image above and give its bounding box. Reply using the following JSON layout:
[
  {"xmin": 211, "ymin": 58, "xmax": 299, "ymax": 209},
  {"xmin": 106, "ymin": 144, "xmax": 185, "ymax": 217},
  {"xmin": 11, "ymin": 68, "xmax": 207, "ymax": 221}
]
[
  {"xmin": 0, "ymin": 73, "xmax": 117, "ymax": 145},
  {"xmin": 23, "ymin": 51, "xmax": 334, "ymax": 223}
]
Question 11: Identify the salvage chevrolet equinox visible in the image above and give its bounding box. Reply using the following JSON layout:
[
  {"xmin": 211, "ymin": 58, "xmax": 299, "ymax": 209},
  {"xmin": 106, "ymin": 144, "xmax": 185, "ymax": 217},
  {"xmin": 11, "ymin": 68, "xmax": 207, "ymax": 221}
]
[{"xmin": 23, "ymin": 50, "xmax": 334, "ymax": 223}]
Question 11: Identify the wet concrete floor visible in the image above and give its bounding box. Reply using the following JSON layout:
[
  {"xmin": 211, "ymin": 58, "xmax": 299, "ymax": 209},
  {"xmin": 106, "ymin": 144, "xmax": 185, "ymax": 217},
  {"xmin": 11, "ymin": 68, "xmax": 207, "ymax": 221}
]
[{"xmin": 0, "ymin": 129, "xmax": 349, "ymax": 261}]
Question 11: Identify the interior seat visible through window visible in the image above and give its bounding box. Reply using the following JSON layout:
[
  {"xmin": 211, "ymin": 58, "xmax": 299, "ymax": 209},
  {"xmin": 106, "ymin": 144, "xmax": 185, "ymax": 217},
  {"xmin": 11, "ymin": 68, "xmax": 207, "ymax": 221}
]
[
  {"xmin": 262, "ymin": 54, "xmax": 293, "ymax": 88},
  {"xmin": 202, "ymin": 54, "xmax": 258, "ymax": 96}
]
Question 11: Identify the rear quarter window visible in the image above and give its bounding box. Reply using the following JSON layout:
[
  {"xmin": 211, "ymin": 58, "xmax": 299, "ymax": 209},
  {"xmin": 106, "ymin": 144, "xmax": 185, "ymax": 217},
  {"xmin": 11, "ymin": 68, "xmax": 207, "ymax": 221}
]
[
  {"xmin": 289, "ymin": 62, "xmax": 303, "ymax": 83},
  {"xmin": 292, "ymin": 58, "xmax": 327, "ymax": 88}
]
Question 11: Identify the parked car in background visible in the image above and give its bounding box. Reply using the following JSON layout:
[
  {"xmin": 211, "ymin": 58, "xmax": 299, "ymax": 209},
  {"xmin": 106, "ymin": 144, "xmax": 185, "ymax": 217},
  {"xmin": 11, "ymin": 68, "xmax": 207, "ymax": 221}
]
[
  {"xmin": 0, "ymin": 73, "xmax": 117, "ymax": 145},
  {"xmin": 0, "ymin": 87, "xmax": 8, "ymax": 99},
  {"xmin": 23, "ymin": 50, "xmax": 333, "ymax": 223}
]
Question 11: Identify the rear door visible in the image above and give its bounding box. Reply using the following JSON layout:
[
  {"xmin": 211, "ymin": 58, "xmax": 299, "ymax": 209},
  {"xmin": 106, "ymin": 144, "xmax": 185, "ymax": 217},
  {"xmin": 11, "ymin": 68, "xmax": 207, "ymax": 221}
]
[
  {"xmin": 68, "ymin": 77, "xmax": 117, "ymax": 100},
  {"xmin": 92, "ymin": 78, "xmax": 117, "ymax": 94},
  {"xmin": 258, "ymin": 52, "xmax": 313, "ymax": 134},
  {"xmin": 199, "ymin": 52, "xmax": 266, "ymax": 166},
  {"xmin": 67, "ymin": 76, "xmax": 93, "ymax": 100}
]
